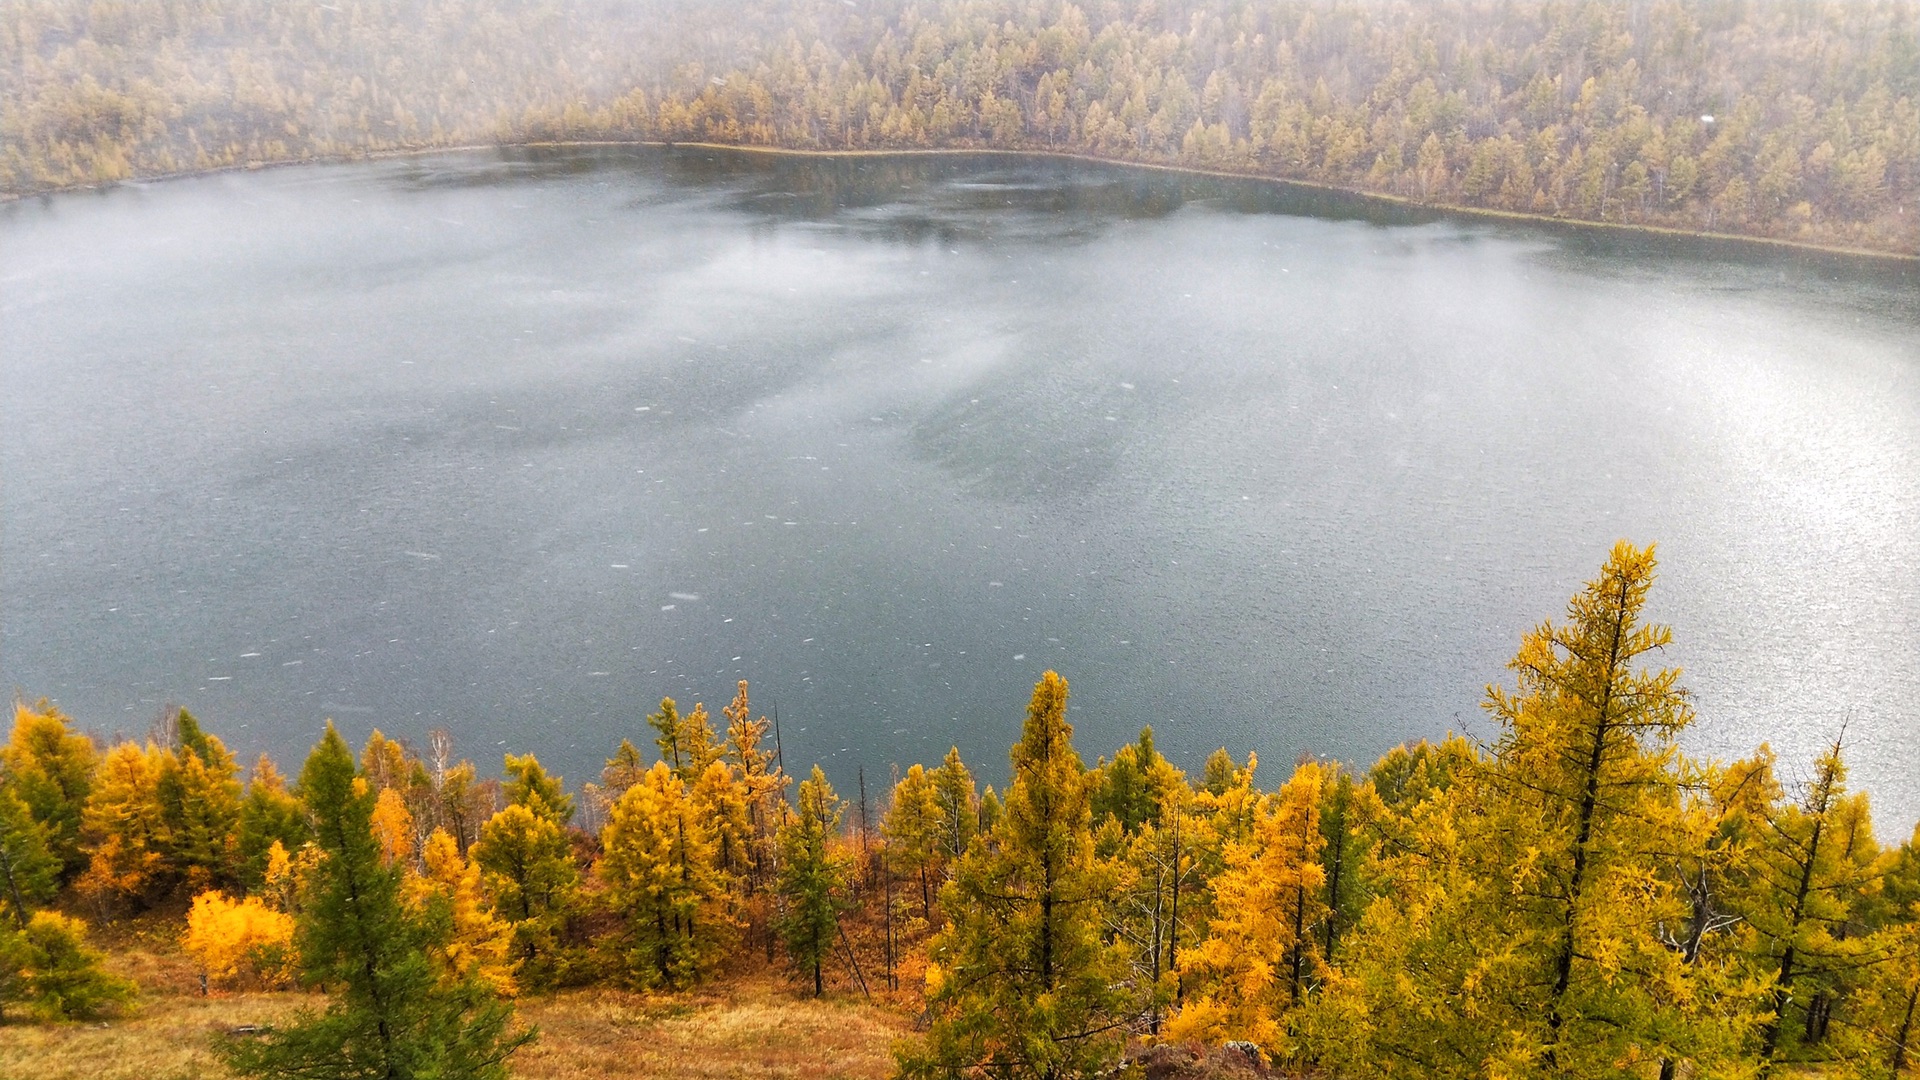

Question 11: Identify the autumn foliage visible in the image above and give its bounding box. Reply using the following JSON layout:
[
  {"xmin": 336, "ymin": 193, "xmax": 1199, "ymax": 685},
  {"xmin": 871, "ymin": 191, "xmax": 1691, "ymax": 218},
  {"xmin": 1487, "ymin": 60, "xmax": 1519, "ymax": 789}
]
[{"xmin": 3, "ymin": 548, "xmax": 1919, "ymax": 1080}]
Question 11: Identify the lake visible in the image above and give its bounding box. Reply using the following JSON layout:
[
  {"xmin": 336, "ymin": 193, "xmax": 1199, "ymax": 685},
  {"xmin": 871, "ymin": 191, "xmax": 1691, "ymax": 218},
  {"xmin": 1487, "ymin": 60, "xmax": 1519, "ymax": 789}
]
[{"xmin": 4, "ymin": 147, "xmax": 1916, "ymax": 831}]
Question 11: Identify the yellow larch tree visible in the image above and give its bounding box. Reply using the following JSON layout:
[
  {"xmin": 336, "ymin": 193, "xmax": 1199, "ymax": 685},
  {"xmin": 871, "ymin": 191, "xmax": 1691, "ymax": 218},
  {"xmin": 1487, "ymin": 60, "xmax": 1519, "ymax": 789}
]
[
  {"xmin": 77, "ymin": 741, "xmax": 169, "ymax": 908},
  {"xmin": 3, "ymin": 702, "xmax": 96, "ymax": 882},
  {"xmin": 370, "ymin": 785, "xmax": 416, "ymax": 869},
  {"xmin": 1320, "ymin": 541, "xmax": 1706, "ymax": 1080},
  {"xmin": 182, "ymin": 889, "xmax": 295, "ymax": 989},
  {"xmin": 599, "ymin": 760, "xmax": 734, "ymax": 989},
  {"xmin": 1168, "ymin": 759, "xmax": 1328, "ymax": 1054},
  {"xmin": 410, "ymin": 828, "xmax": 516, "ymax": 996}
]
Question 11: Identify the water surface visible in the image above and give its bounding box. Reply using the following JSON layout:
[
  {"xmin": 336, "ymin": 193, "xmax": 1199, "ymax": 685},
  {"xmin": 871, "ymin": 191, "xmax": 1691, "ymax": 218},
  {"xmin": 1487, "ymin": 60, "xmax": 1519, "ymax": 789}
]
[{"xmin": 4, "ymin": 148, "xmax": 1916, "ymax": 829}]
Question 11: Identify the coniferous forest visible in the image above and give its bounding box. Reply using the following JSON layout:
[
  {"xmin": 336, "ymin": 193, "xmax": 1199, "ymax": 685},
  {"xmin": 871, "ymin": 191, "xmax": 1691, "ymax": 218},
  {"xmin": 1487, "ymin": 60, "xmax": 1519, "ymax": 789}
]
[
  {"xmin": 3, "ymin": 543, "xmax": 1920, "ymax": 1080},
  {"xmin": 2, "ymin": 0, "xmax": 1917, "ymax": 254}
]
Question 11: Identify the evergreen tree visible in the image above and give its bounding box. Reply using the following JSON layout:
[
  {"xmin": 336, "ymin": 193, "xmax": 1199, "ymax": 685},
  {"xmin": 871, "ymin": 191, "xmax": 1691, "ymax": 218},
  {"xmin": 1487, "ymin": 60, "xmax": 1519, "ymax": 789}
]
[
  {"xmin": 235, "ymin": 755, "xmax": 310, "ymax": 891},
  {"xmin": 0, "ymin": 784, "xmax": 58, "ymax": 926},
  {"xmin": 0, "ymin": 911, "xmax": 134, "ymax": 1021},
  {"xmin": 1092, "ymin": 727, "xmax": 1173, "ymax": 834},
  {"xmin": 776, "ymin": 766, "xmax": 849, "ymax": 997},
  {"xmin": 1200, "ymin": 748, "xmax": 1239, "ymax": 797},
  {"xmin": 220, "ymin": 722, "xmax": 533, "ymax": 1080},
  {"xmin": 471, "ymin": 802, "xmax": 579, "ymax": 989},
  {"xmin": 900, "ymin": 671, "xmax": 1124, "ymax": 1080},
  {"xmin": 3, "ymin": 702, "xmax": 95, "ymax": 881},
  {"xmin": 156, "ymin": 711, "xmax": 244, "ymax": 890},
  {"xmin": 1316, "ymin": 764, "xmax": 1372, "ymax": 960}
]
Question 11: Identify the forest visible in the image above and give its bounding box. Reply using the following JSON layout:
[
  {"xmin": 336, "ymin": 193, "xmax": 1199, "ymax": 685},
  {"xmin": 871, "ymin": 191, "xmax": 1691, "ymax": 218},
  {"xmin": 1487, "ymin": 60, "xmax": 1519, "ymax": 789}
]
[
  {"xmin": 1, "ymin": 0, "xmax": 1916, "ymax": 254},
  {"xmin": 3, "ymin": 542, "xmax": 1918, "ymax": 1080}
]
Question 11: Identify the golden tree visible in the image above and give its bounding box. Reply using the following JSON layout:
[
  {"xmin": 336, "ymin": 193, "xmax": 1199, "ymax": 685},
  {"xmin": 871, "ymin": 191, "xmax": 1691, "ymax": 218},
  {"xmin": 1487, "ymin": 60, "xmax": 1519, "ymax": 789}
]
[
  {"xmin": 1169, "ymin": 759, "xmax": 1328, "ymax": 1054},
  {"xmin": 599, "ymin": 761, "xmax": 734, "ymax": 989}
]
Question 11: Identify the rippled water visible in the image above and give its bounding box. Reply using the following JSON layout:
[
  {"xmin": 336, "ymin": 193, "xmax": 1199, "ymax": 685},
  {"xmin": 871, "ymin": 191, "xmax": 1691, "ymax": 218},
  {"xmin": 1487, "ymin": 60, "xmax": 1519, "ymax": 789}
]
[{"xmin": 4, "ymin": 148, "xmax": 1916, "ymax": 830}]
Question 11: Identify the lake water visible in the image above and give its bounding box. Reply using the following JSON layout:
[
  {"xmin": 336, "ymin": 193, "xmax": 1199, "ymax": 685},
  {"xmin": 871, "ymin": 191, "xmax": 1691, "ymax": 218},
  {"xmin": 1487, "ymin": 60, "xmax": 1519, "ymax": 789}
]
[{"xmin": 4, "ymin": 148, "xmax": 1917, "ymax": 832}]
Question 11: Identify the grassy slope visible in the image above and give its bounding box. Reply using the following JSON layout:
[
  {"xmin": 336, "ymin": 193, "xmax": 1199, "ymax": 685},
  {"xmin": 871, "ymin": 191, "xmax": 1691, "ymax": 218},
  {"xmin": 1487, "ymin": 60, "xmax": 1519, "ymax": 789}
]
[{"xmin": 0, "ymin": 923, "xmax": 912, "ymax": 1080}]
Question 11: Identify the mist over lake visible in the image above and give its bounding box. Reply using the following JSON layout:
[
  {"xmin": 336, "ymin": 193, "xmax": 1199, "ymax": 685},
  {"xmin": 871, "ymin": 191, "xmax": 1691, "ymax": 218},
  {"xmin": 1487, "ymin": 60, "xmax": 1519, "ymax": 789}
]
[{"xmin": 4, "ymin": 148, "xmax": 1915, "ymax": 829}]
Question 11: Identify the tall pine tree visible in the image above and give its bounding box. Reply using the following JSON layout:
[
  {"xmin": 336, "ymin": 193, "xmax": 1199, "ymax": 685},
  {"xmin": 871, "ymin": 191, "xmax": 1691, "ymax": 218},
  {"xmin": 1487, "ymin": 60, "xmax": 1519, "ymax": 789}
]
[
  {"xmin": 221, "ymin": 723, "xmax": 532, "ymax": 1080},
  {"xmin": 900, "ymin": 671, "xmax": 1124, "ymax": 1080}
]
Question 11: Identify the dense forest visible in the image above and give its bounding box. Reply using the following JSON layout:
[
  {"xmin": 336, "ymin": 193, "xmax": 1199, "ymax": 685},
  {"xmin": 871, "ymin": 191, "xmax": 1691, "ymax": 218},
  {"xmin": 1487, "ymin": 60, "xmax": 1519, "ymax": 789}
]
[
  {"xmin": 4, "ymin": 543, "xmax": 1920, "ymax": 1080},
  {"xmin": 2, "ymin": 0, "xmax": 1916, "ymax": 253}
]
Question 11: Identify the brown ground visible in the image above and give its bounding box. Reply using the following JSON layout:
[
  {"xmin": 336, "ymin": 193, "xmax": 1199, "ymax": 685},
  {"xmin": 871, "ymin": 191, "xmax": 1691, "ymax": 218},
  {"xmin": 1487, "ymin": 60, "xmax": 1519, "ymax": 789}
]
[
  {"xmin": 0, "ymin": 979, "xmax": 910, "ymax": 1080},
  {"xmin": 1, "ymin": 913, "xmax": 913, "ymax": 1080}
]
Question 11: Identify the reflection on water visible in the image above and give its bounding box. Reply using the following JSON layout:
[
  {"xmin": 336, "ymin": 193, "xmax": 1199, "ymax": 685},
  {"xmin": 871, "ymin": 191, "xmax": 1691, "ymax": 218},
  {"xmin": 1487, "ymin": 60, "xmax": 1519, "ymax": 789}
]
[{"xmin": 3, "ymin": 147, "xmax": 1916, "ymax": 832}]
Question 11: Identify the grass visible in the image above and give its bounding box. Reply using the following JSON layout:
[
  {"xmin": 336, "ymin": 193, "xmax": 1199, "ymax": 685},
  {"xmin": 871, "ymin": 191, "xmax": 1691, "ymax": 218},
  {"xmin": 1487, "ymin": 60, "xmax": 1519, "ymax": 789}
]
[{"xmin": 0, "ymin": 938, "xmax": 911, "ymax": 1080}]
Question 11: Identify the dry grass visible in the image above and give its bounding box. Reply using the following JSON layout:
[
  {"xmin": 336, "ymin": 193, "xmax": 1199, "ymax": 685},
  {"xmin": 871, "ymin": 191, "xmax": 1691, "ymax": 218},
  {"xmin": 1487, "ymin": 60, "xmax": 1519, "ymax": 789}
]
[
  {"xmin": 0, "ymin": 991, "xmax": 312, "ymax": 1080},
  {"xmin": 0, "ymin": 949, "xmax": 911, "ymax": 1080},
  {"xmin": 512, "ymin": 977, "xmax": 912, "ymax": 1080}
]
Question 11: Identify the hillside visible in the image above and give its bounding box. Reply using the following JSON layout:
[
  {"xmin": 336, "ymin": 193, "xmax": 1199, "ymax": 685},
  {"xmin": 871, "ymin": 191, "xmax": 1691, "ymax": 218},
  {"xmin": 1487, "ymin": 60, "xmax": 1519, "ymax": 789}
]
[{"xmin": 2, "ymin": 0, "xmax": 1915, "ymax": 253}]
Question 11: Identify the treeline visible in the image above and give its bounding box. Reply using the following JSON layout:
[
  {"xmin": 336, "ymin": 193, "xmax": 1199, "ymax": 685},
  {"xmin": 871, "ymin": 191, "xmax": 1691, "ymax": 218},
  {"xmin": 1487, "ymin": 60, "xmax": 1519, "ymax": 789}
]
[
  {"xmin": 3, "ymin": 542, "xmax": 1920, "ymax": 1080},
  {"xmin": 3, "ymin": 0, "xmax": 1916, "ymax": 255}
]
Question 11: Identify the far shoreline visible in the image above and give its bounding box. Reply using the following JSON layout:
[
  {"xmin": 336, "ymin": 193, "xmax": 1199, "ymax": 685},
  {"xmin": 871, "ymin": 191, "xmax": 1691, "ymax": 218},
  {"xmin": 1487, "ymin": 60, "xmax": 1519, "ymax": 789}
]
[{"xmin": 7, "ymin": 138, "xmax": 1916, "ymax": 266}]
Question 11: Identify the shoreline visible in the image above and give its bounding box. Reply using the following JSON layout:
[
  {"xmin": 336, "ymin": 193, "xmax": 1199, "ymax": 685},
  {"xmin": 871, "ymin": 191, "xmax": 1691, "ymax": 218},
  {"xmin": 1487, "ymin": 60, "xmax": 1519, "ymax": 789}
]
[{"xmin": 8, "ymin": 138, "xmax": 1916, "ymax": 265}]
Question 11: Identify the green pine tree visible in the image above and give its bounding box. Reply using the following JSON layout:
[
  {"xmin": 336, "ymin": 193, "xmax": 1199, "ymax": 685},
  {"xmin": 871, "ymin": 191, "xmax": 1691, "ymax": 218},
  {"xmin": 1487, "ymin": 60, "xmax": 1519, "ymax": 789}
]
[
  {"xmin": 220, "ymin": 722, "xmax": 533, "ymax": 1080},
  {"xmin": 0, "ymin": 783, "xmax": 58, "ymax": 927},
  {"xmin": 899, "ymin": 671, "xmax": 1125, "ymax": 1080},
  {"xmin": 777, "ymin": 766, "xmax": 850, "ymax": 997}
]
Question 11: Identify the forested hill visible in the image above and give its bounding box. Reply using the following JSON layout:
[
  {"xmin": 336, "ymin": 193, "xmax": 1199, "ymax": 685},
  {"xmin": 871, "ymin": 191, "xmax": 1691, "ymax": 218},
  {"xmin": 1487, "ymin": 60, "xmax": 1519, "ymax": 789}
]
[{"xmin": 3, "ymin": 0, "xmax": 1916, "ymax": 254}]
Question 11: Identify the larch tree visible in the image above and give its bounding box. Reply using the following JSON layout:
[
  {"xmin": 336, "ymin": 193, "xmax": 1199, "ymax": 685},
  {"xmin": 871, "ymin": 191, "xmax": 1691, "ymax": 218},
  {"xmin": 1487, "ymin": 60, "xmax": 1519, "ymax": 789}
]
[
  {"xmin": 503, "ymin": 752, "xmax": 573, "ymax": 826},
  {"xmin": 370, "ymin": 786, "xmax": 417, "ymax": 868},
  {"xmin": 1740, "ymin": 737, "xmax": 1885, "ymax": 1070},
  {"xmin": 931, "ymin": 746, "xmax": 978, "ymax": 865},
  {"xmin": 722, "ymin": 679, "xmax": 787, "ymax": 890},
  {"xmin": 691, "ymin": 758, "xmax": 753, "ymax": 882},
  {"xmin": 1325, "ymin": 541, "xmax": 1705, "ymax": 1080},
  {"xmin": 1168, "ymin": 759, "xmax": 1328, "ymax": 1055},
  {"xmin": 598, "ymin": 760, "xmax": 733, "ymax": 989},
  {"xmin": 1108, "ymin": 766, "xmax": 1199, "ymax": 1036},
  {"xmin": 472, "ymin": 802, "xmax": 579, "ymax": 989},
  {"xmin": 77, "ymin": 740, "xmax": 169, "ymax": 908},
  {"xmin": 220, "ymin": 722, "xmax": 533, "ymax": 1080},
  {"xmin": 776, "ymin": 765, "xmax": 850, "ymax": 997},
  {"xmin": 411, "ymin": 829, "xmax": 517, "ymax": 996},
  {"xmin": 3, "ymin": 702, "xmax": 96, "ymax": 882},
  {"xmin": 600, "ymin": 739, "xmax": 649, "ymax": 802},
  {"xmin": 885, "ymin": 763, "xmax": 944, "ymax": 919},
  {"xmin": 0, "ymin": 784, "xmax": 58, "ymax": 926},
  {"xmin": 1847, "ymin": 826, "xmax": 1920, "ymax": 1078},
  {"xmin": 235, "ymin": 755, "xmax": 309, "ymax": 890},
  {"xmin": 900, "ymin": 671, "xmax": 1125, "ymax": 1080},
  {"xmin": 648, "ymin": 697, "xmax": 721, "ymax": 783}
]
